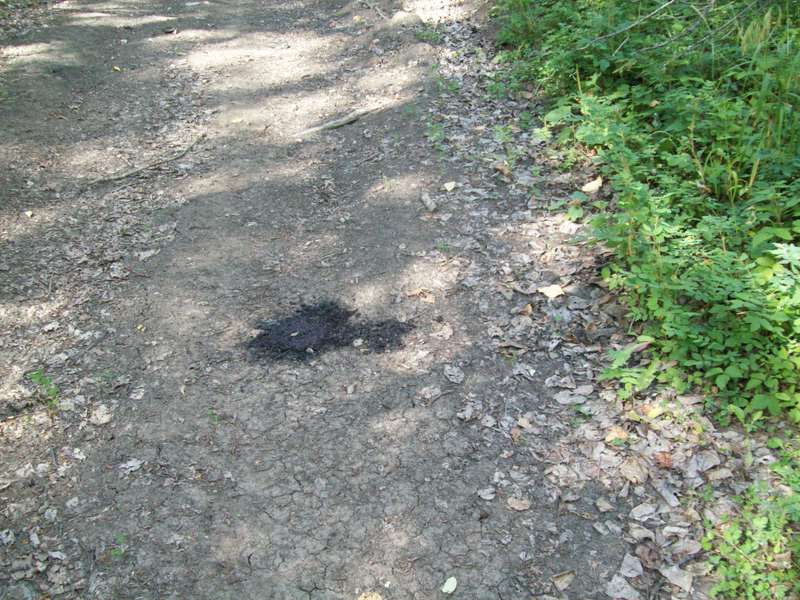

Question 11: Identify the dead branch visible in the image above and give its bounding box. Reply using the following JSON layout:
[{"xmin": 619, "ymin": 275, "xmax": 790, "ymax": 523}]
[
  {"xmin": 578, "ymin": 0, "xmax": 681, "ymax": 49},
  {"xmin": 360, "ymin": 0, "xmax": 388, "ymax": 20},
  {"xmin": 295, "ymin": 107, "xmax": 378, "ymax": 138},
  {"xmin": 87, "ymin": 134, "xmax": 205, "ymax": 186}
]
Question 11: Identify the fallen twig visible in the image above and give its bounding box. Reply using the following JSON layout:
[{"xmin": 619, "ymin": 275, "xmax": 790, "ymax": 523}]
[
  {"xmin": 87, "ymin": 134, "xmax": 205, "ymax": 186},
  {"xmin": 353, "ymin": 151, "xmax": 382, "ymax": 167},
  {"xmin": 295, "ymin": 107, "xmax": 378, "ymax": 138},
  {"xmin": 639, "ymin": 0, "xmax": 749, "ymax": 53},
  {"xmin": 578, "ymin": 0, "xmax": 679, "ymax": 49},
  {"xmin": 317, "ymin": 249, "xmax": 348, "ymax": 264},
  {"xmin": 359, "ymin": 0, "xmax": 388, "ymax": 20}
]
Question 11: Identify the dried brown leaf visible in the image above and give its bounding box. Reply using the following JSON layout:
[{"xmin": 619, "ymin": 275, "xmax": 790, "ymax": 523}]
[{"xmin": 507, "ymin": 497, "xmax": 531, "ymax": 511}]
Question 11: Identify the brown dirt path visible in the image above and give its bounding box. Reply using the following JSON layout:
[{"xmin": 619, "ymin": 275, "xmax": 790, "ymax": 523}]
[{"xmin": 1, "ymin": 1, "xmax": 635, "ymax": 598}]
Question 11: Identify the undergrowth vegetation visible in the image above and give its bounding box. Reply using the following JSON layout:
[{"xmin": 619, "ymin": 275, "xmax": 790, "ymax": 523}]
[
  {"xmin": 703, "ymin": 438, "xmax": 800, "ymax": 598},
  {"xmin": 492, "ymin": 0, "xmax": 800, "ymax": 596},
  {"xmin": 0, "ymin": 0, "xmax": 44, "ymax": 18}
]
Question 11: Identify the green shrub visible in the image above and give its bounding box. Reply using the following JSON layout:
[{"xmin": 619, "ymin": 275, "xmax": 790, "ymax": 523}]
[
  {"xmin": 704, "ymin": 442, "xmax": 800, "ymax": 599},
  {"xmin": 493, "ymin": 1, "xmax": 800, "ymax": 595},
  {"xmin": 494, "ymin": 0, "xmax": 800, "ymax": 419},
  {"xmin": 27, "ymin": 369, "xmax": 59, "ymax": 408}
]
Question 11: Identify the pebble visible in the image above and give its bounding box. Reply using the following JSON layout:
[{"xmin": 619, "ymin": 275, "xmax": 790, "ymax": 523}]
[
  {"xmin": 89, "ymin": 404, "xmax": 113, "ymax": 425},
  {"xmin": 1, "ymin": 529, "xmax": 15, "ymax": 545},
  {"xmin": 443, "ymin": 364, "xmax": 465, "ymax": 384}
]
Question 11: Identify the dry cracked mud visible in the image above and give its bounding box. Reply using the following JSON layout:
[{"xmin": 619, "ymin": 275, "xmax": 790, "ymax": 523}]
[{"xmin": 0, "ymin": 0, "xmax": 642, "ymax": 598}]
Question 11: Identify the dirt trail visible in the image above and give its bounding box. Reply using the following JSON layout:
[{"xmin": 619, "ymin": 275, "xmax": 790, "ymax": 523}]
[{"xmin": 1, "ymin": 1, "xmax": 632, "ymax": 598}]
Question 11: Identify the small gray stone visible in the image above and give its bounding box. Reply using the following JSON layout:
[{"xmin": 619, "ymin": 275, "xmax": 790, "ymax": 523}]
[
  {"xmin": 420, "ymin": 192, "xmax": 437, "ymax": 211},
  {"xmin": 11, "ymin": 556, "xmax": 33, "ymax": 572},
  {"xmin": 595, "ymin": 497, "xmax": 614, "ymax": 512},
  {"xmin": 89, "ymin": 404, "xmax": 112, "ymax": 425},
  {"xmin": 477, "ymin": 487, "xmax": 496, "ymax": 501},
  {"xmin": 444, "ymin": 364, "xmax": 465, "ymax": 384}
]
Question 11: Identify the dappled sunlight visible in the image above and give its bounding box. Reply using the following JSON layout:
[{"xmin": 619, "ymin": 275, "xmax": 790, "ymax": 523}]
[
  {"xmin": 62, "ymin": 146, "xmax": 134, "ymax": 175},
  {"xmin": 364, "ymin": 399, "xmax": 443, "ymax": 448},
  {"xmin": 0, "ymin": 404, "xmax": 57, "ymax": 446},
  {"xmin": 145, "ymin": 295, "xmax": 214, "ymax": 334},
  {"xmin": 355, "ymin": 61, "xmax": 422, "ymax": 97},
  {"xmin": 349, "ymin": 254, "xmax": 472, "ymax": 376},
  {"xmin": 376, "ymin": 320, "xmax": 470, "ymax": 374},
  {"xmin": 351, "ymin": 281, "xmax": 389, "ymax": 308},
  {"xmin": 178, "ymin": 169, "xmax": 258, "ymax": 198},
  {"xmin": 175, "ymin": 140, "xmax": 327, "ymax": 192},
  {"xmin": 364, "ymin": 172, "xmax": 425, "ymax": 204},
  {"xmin": 208, "ymin": 87, "xmax": 357, "ymax": 138},
  {"xmin": 403, "ymin": 0, "xmax": 476, "ymax": 23},
  {"xmin": 145, "ymin": 27, "xmax": 237, "ymax": 47},
  {"xmin": 61, "ymin": 11, "xmax": 175, "ymax": 27},
  {"xmin": 285, "ymin": 232, "xmax": 341, "ymax": 265},
  {"xmin": 0, "ymin": 297, "xmax": 66, "ymax": 328},
  {"xmin": 0, "ymin": 0, "xmax": 577, "ymax": 596},
  {"xmin": 368, "ymin": 407, "xmax": 419, "ymax": 438},
  {"xmin": 0, "ymin": 41, "xmax": 62, "ymax": 60},
  {"xmin": 0, "ymin": 39, "xmax": 76, "ymax": 68},
  {"xmin": 394, "ymin": 255, "xmax": 461, "ymax": 296},
  {"xmin": 0, "ymin": 365, "xmax": 29, "ymax": 415},
  {"xmin": 135, "ymin": 206, "xmax": 341, "ymax": 344},
  {"xmin": 186, "ymin": 32, "xmax": 332, "ymax": 82},
  {"xmin": 349, "ymin": 254, "xmax": 461, "ymax": 309}
]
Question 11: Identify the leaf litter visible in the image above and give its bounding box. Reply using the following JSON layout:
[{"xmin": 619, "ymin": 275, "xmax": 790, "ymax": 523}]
[{"xmin": 421, "ymin": 14, "xmax": 782, "ymax": 600}]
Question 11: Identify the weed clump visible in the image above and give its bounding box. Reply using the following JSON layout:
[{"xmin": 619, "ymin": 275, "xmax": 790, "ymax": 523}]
[
  {"xmin": 493, "ymin": 0, "xmax": 800, "ymax": 595},
  {"xmin": 495, "ymin": 0, "xmax": 800, "ymax": 421},
  {"xmin": 27, "ymin": 369, "xmax": 59, "ymax": 409}
]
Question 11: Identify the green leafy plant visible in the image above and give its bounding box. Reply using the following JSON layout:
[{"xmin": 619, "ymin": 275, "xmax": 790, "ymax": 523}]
[
  {"xmin": 493, "ymin": 124, "xmax": 514, "ymax": 144},
  {"xmin": 427, "ymin": 120, "xmax": 446, "ymax": 150},
  {"xmin": 493, "ymin": 2, "xmax": 800, "ymax": 595},
  {"xmin": 704, "ymin": 444, "xmax": 800, "ymax": 599},
  {"xmin": 109, "ymin": 534, "xmax": 127, "ymax": 559},
  {"xmin": 429, "ymin": 65, "xmax": 460, "ymax": 96},
  {"xmin": 494, "ymin": 0, "xmax": 800, "ymax": 420},
  {"xmin": 415, "ymin": 26, "xmax": 444, "ymax": 45},
  {"xmin": 99, "ymin": 369, "xmax": 117, "ymax": 385},
  {"xmin": 27, "ymin": 369, "xmax": 59, "ymax": 408},
  {"xmin": 401, "ymin": 102, "xmax": 418, "ymax": 118}
]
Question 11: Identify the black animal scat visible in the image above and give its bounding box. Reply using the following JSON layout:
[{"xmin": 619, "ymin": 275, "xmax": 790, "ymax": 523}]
[{"xmin": 249, "ymin": 301, "xmax": 413, "ymax": 361}]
